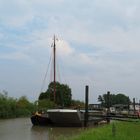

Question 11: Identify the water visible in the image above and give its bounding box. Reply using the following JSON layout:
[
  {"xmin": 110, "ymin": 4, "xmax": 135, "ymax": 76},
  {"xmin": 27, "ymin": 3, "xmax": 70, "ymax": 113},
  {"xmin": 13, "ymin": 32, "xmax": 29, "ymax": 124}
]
[{"xmin": 0, "ymin": 118, "xmax": 84, "ymax": 140}]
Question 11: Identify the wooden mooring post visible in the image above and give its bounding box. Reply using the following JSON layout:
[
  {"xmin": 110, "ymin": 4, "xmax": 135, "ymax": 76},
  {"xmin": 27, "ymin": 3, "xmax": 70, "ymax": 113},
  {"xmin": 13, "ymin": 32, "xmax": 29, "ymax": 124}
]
[
  {"xmin": 107, "ymin": 91, "xmax": 110, "ymax": 123},
  {"xmin": 84, "ymin": 85, "xmax": 89, "ymax": 127},
  {"xmin": 133, "ymin": 98, "xmax": 136, "ymax": 114},
  {"xmin": 127, "ymin": 96, "xmax": 130, "ymax": 114}
]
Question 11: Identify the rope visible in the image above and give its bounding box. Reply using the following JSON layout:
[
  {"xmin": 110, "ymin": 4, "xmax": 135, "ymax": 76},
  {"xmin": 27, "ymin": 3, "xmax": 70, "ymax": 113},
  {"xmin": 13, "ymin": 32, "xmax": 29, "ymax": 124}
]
[
  {"xmin": 50, "ymin": 52, "xmax": 54, "ymax": 82},
  {"xmin": 57, "ymin": 53, "xmax": 67, "ymax": 84},
  {"xmin": 56, "ymin": 57, "xmax": 61, "ymax": 83},
  {"xmin": 40, "ymin": 49, "xmax": 53, "ymax": 93}
]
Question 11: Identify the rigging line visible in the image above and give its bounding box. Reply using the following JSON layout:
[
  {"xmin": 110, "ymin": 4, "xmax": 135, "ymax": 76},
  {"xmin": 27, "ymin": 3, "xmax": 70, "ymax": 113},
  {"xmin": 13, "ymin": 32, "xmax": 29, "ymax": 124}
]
[
  {"xmin": 50, "ymin": 43, "xmax": 55, "ymax": 83},
  {"xmin": 57, "ymin": 52, "xmax": 67, "ymax": 84},
  {"xmin": 56, "ymin": 56, "xmax": 61, "ymax": 83},
  {"xmin": 50, "ymin": 54, "xmax": 53, "ymax": 83},
  {"xmin": 40, "ymin": 48, "xmax": 53, "ymax": 93}
]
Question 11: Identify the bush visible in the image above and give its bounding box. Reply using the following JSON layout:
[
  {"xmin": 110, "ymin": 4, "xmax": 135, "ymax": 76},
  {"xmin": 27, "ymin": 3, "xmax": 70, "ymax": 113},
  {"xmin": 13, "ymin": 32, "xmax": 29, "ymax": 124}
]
[{"xmin": 0, "ymin": 93, "xmax": 36, "ymax": 118}]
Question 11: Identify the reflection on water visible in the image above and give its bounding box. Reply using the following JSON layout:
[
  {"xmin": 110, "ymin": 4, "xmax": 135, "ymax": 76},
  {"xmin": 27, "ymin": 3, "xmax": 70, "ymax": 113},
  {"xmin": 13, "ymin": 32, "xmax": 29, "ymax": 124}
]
[
  {"xmin": 31, "ymin": 126, "xmax": 49, "ymax": 140},
  {"xmin": 0, "ymin": 118, "xmax": 84, "ymax": 140},
  {"xmin": 31, "ymin": 126, "xmax": 83, "ymax": 140}
]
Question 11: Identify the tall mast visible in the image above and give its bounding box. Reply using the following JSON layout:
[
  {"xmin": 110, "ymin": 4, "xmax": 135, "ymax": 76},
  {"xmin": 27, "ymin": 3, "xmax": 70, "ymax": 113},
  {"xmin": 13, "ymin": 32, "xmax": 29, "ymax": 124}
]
[{"xmin": 53, "ymin": 35, "xmax": 56, "ymax": 102}]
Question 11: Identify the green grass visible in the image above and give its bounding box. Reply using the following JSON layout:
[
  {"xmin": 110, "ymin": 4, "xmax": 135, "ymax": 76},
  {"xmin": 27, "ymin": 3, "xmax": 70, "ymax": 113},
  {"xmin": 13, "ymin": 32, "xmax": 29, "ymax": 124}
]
[{"xmin": 59, "ymin": 121, "xmax": 140, "ymax": 140}]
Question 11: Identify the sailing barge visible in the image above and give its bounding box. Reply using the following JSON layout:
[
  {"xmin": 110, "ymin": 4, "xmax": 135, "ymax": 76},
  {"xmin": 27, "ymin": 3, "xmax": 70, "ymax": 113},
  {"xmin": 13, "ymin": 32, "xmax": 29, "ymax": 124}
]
[
  {"xmin": 31, "ymin": 109, "xmax": 85, "ymax": 126},
  {"xmin": 31, "ymin": 36, "xmax": 85, "ymax": 127}
]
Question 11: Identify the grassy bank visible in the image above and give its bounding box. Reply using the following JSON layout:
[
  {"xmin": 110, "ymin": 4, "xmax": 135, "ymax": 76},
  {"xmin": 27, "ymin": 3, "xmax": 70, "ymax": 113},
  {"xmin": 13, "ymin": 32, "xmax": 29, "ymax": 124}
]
[{"xmin": 60, "ymin": 121, "xmax": 140, "ymax": 140}]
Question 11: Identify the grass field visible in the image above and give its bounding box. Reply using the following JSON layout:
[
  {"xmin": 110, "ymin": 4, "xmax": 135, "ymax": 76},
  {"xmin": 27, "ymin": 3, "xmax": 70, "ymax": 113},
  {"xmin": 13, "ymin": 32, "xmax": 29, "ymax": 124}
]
[{"xmin": 60, "ymin": 121, "xmax": 140, "ymax": 140}]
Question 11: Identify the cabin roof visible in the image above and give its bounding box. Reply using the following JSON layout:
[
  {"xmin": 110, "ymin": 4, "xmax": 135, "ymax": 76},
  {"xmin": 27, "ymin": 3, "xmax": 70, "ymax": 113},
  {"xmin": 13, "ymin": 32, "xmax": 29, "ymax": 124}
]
[{"xmin": 47, "ymin": 109, "xmax": 78, "ymax": 113}]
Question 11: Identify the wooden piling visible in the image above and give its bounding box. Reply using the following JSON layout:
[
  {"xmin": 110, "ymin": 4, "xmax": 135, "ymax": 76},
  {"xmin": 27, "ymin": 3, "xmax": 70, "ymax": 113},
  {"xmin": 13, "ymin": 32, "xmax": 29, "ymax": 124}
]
[
  {"xmin": 84, "ymin": 85, "xmax": 89, "ymax": 127},
  {"xmin": 139, "ymin": 100, "xmax": 140, "ymax": 111},
  {"xmin": 107, "ymin": 91, "xmax": 110, "ymax": 110},
  {"xmin": 133, "ymin": 98, "xmax": 136, "ymax": 114},
  {"xmin": 127, "ymin": 96, "xmax": 130, "ymax": 114},
  {"xmin": 107, "ymin": 91, "xmax": 110, "ymax": 123}
]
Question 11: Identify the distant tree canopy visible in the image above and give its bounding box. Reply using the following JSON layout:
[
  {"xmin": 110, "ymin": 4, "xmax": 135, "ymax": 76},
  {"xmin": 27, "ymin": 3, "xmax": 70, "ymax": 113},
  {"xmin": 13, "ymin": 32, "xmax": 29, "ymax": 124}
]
[
  {"xmin": 38, "ymin": 82, "xmax": 72, "ymax": 107},
  {"xmin": 98, "ymin": 93, "xmax": 130, "ymax": 107}
]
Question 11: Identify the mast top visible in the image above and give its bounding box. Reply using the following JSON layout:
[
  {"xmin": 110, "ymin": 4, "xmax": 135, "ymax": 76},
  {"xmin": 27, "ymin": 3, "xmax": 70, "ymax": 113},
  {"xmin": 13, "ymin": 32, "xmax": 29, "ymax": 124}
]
[{"xmin": 53, "ymin": 35, "xmax": 56, "ymax": 47}]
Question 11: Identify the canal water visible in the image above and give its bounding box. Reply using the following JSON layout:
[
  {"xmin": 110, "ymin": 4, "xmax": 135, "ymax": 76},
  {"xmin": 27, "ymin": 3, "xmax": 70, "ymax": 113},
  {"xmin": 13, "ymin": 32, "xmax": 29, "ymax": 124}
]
[{"xmin": 0, "ymin": 118, "xmax": 84, "ymax": 140}]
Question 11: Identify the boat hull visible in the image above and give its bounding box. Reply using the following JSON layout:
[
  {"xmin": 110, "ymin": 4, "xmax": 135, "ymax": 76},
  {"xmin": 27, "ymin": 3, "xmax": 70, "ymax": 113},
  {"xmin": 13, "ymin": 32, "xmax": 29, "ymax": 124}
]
[
  {"xmin": 31, "ymin": 109, "xmax": 84, "ymax": 127},
  {"xmin": 31, "ymin": 114, "xmax": 52, "ymax": 126},
  {"xmin": 47, "ymin": 109, "xmax": 84, "ymax": 127}
]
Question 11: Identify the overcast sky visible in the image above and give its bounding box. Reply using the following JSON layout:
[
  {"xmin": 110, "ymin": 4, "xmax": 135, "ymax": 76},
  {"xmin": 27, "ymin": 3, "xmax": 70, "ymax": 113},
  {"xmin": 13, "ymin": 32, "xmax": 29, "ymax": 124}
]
[{"xmin": 0, "ymin": 0, "xmax": 140, "ymax": 103}]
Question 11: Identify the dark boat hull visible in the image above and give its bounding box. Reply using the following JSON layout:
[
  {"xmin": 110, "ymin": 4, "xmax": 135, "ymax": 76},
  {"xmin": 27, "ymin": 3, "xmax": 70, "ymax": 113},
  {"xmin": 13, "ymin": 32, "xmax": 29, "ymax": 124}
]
[
  {"xmin": 31, "ymin": 109, "xmax": 84, "ymax": 127},
  {"xmin": 31, "ymin": 114, "xmax": 52, "ymax": 126},
  {"xmin": 47, "ymin": 112, "xmax": 84, "ymax": 127}
]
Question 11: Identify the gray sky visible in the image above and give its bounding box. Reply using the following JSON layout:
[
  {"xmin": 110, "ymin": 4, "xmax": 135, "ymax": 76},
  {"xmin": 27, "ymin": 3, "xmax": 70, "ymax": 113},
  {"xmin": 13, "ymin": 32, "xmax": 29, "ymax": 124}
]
[{"xmin": 0, "ymin": 0, "xmax": 140, "ymax": 103}]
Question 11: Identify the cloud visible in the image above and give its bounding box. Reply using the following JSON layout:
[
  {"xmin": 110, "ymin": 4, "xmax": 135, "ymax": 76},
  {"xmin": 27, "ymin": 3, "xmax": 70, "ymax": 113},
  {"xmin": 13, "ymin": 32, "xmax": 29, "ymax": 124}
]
[
  {"xmin": 77, "ymin": 53, "xmax": 93, "ymax": 65},
  {"xmin": 92, "ymin": 27, "xmax": 140, "ymax": 53},
  {"xmin": 0, "ymin": 0, "xmax": 65, "ymax": 27},
  {"xmin": 1, "ymin": 0, "xmax": 140, "ymax": 102},
  {"xmin": 0, "ymin": 52, "xmax": 29, "ymax": 60},
  {"xmin": 56, "ymin": 39, "xmax": 74, "ymax": 56},
  {"xmin": 0, "ymin": 0, "xmax": 33, "ymax": 27}
]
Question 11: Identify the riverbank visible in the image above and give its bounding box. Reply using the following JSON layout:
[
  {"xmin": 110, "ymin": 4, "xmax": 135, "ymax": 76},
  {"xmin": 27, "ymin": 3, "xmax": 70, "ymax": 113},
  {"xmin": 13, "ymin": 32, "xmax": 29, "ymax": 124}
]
[{"xmin": 59, "ymin": 121, "xmax": 140, "ymax": 140}]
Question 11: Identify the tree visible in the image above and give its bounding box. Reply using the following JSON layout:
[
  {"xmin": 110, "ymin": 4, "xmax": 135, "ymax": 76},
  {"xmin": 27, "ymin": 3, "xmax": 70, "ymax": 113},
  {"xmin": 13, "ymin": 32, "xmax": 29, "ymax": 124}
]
[
  {"xmin": 98, "ymin": 93, "xmax": 130, "ymax": 107},
  {"xmin": 16, "ymin": 96, "xmax": 30, "ymax": 108},
  {"xmin": 71, "ymin": 100, "xmax": 85, "ymax": 109},
  {"xmin": 0, "ymin": 91, "xmax": 36, "ymax": 118},
  {"xmin": 39, "ymin": 82, "xmax": 72, "ymax": 107},
  {"xmin": 16, "ymin": 96, "xmax": 35, "ymax": 117},
  {"xmin": 38, "ymin": 99, "xmax": 55, "ymax": 110}
]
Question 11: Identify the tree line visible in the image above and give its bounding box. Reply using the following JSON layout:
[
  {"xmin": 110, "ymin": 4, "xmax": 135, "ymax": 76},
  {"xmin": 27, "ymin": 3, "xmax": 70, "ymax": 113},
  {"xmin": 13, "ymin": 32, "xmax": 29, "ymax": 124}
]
[
  {"xmin": 38, "ymin": 82, "xmax": 132, "ymax": 109},
  {"xmin": 39, "ymin": 82, "xmax": 132, "ymax": 109},
  {"xmin": 0, "ymin": 82, "xmax": 132, "ymax": 119},
  {"xmin": 0, "ymin": 91, "xmax": 36, "ymax": 119},
  {"xmin": 98, "ymin": 93, "xmax": 130, "ymax": 108},
  {"xmin": 38, "ymin": 82, "xmax": 85, "ymax": 109},
  {"xmin": 0, "ymin": 82, "xmax": 85, "ymax": 119}
]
